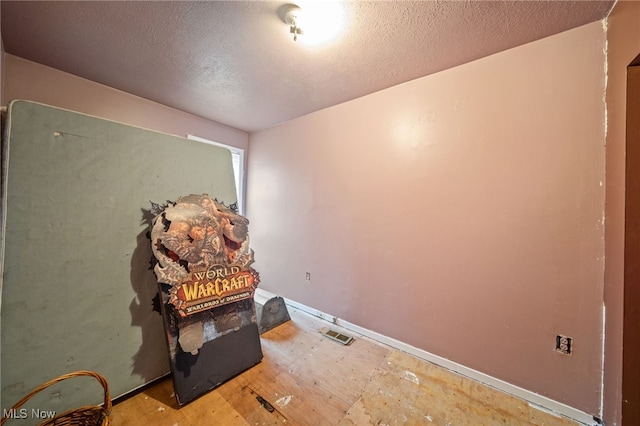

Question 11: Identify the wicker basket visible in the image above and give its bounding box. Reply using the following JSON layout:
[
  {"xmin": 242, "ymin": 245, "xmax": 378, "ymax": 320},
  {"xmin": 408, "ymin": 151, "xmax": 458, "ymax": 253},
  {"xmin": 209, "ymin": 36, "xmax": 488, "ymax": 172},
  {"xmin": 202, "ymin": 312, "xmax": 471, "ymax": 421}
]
[{"xmin": 0, "ymin": 371, "xmax": 111, "ymax": 426}]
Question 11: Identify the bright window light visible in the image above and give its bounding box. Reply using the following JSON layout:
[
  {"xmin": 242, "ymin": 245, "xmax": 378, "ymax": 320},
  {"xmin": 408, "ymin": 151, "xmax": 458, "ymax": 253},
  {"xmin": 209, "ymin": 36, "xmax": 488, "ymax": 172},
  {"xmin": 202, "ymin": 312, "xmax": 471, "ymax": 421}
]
[{"xmin": 187, "ymin": 134, "xmax": 245, "ymax": 215}]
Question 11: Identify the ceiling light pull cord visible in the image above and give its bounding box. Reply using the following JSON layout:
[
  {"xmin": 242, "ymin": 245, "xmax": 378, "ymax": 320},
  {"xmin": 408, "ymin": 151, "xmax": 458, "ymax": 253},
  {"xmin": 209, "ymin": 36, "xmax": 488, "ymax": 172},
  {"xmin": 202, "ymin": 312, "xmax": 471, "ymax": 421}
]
[
  {"xmin": 284, "ymin": 4, "xmax": 303, "ymax": 42},
  {"xmin": 290, "ymin": 20, "xmax": 301, "ymax": 41}
]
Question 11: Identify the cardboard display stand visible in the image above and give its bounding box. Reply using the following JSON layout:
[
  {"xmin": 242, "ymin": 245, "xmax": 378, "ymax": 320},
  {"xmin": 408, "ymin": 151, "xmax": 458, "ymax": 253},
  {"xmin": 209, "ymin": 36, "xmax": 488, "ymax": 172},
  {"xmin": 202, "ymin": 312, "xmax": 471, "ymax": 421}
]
[
  {"xmin": 254, "ymin": 293, "xmax": 291, "ymax": 335},
  {"xmin": 149, "ymin": 194, "xmax": 262, "ymax": 405}
]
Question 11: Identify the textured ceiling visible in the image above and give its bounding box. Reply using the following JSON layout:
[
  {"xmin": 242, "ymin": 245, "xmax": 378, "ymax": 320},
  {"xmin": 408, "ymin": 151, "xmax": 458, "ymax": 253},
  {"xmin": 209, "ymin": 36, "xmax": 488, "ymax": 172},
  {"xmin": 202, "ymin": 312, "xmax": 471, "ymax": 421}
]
[{"xmin": 1, "ymin": 1, "xmax": 614, "ymax": 133}]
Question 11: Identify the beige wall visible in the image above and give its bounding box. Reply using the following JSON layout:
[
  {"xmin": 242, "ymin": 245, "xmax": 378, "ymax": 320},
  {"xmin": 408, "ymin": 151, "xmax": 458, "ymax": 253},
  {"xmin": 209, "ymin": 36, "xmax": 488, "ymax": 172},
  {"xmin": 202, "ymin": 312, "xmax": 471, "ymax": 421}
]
[
  {"xmin": 248, "ymin": 22, "xmax": 606, "ymax": 414},
  {"xmin": 2, "ymin": 55, "xmax": 248, "ymax": 151},
  {"xmin": 603, "ymin": 2, "xmax": 640, "ymax": 425}
]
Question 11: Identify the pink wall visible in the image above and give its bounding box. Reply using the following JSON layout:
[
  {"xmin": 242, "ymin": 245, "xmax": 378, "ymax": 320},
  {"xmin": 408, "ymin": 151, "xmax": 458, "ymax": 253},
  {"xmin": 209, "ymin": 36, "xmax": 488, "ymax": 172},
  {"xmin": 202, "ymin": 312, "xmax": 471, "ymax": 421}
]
[
  {"xmin": 248, "ymin": 22, "xmax": 606, "ymax": 414},
  {"xmin": 2, "ymin": 55, "xmax": 248, "ymax": 151},
  {"xmin": 603, "ymin": 2, "xmax": 640, "ymax": 425}
]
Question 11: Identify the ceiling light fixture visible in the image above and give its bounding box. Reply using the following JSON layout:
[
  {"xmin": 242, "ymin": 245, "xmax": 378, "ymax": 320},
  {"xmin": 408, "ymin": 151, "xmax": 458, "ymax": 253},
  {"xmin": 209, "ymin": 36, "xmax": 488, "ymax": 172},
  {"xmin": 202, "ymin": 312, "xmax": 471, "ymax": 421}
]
[
  {"xmin": 284, "ymin": 5, "xmax": 303, "ymax": 42},
  {"xmin": 280, "ymin": 2, "xmax": 346, "ymax": 46}
]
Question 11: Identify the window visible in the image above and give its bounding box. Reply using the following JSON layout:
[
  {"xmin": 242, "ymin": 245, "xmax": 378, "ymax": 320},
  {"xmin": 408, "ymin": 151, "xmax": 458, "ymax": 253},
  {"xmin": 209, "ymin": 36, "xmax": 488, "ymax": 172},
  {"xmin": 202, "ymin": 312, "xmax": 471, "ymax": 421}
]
[{"xmin": 187, "ymin": 134, "xmax": 245, "ymax": 215}]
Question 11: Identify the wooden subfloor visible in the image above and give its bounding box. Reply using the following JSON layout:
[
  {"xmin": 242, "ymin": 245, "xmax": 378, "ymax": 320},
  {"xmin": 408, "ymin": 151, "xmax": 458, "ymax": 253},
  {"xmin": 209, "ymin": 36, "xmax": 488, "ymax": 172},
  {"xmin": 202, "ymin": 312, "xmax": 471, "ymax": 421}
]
[{"xmin": 111, "ymin": 307, "xmax": 579, "ymax": 426}]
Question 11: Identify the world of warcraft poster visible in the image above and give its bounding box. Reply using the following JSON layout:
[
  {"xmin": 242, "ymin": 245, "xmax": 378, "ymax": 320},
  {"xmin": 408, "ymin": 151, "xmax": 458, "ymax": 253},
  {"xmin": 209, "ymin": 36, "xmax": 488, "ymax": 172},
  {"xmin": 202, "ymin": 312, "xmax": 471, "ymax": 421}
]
[{"xmin": 149, "ymin": 194, "xmax": 263, "ymax": 405}]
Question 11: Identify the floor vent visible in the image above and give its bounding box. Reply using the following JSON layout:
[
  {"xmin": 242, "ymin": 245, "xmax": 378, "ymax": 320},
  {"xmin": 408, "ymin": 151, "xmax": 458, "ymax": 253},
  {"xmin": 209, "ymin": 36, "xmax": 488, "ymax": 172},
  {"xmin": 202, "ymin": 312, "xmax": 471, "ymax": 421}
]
[{"xmin": 322, "ymin": 329, "xmax": 354, "ymax": 345}]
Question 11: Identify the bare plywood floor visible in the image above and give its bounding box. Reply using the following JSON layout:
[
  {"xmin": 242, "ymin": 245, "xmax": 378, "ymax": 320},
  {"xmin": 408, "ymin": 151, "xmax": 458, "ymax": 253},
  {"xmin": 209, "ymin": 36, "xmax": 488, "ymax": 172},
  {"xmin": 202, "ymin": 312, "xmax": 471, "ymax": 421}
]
[{"xmin": 111, "ymin": 307, "xmax": 578, "ymax": 426}]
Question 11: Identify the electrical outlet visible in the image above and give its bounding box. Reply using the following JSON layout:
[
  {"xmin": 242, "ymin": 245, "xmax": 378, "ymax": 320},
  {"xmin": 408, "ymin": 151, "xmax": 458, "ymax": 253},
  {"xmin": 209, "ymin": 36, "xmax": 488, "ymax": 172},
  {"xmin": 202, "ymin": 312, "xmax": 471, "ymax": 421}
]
[
  {"xmin": 555, "ymin": 335, "xmax": 572, "ymax": 355},
  {"xmin": 305, "ymin": 272, "xmax": 311, "ymax": 281}
]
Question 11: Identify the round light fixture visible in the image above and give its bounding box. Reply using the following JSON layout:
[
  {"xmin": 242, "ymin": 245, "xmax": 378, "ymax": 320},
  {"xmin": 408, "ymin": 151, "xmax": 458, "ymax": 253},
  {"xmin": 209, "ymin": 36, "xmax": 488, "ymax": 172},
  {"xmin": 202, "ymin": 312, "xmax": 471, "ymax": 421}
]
[{"xmin": 281, "ymin": 2, "xmax": 346, "ymax": 46}]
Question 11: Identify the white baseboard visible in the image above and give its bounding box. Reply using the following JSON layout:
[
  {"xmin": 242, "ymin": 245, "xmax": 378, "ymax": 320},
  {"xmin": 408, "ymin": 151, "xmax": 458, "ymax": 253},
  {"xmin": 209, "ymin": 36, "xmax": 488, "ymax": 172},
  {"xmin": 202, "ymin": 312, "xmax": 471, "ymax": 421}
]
[{"xmin": 255, "ymin": 288, "xmax": 600, "ymax": 426}]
